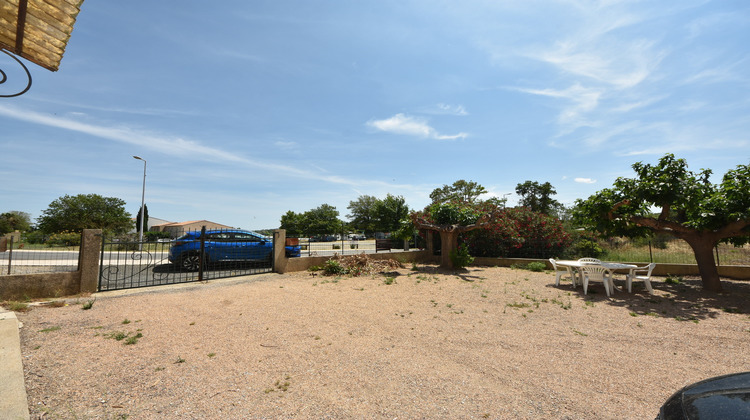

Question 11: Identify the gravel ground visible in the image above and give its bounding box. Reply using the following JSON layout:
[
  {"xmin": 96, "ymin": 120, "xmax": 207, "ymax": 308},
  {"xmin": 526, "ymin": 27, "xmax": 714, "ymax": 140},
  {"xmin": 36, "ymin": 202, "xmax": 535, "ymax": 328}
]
[{"xmin": 15, "ymin": 264, "xmax": 750, "ymax": 419}]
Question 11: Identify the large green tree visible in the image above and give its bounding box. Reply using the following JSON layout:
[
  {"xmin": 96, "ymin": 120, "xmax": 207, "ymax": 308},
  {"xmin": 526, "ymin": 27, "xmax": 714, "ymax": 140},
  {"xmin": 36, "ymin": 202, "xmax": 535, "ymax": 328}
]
[
  {"xmin": 281, "ymin": 204, "xmax": 344, "ymax": 236},
  {"xmin": 347, "ymin": 194, "xmax": 411, "ymax": 235},
  {"xmin": 346, "ymin": 195, "xmax": 380, "ymax": 235},
  {"xmin": 305, "ymin": 204, "xmax": 344, "ymax": 235},
  {"xmin": 0, "ymin": 211, "xmax": 32, "ymax": 234},
  {"xmin": 37, "ymin": 194, "xmax": 133, "ymax": 235},
  {"xmin": 430, "ymin": 180, "xmax": 487, "ymax": 204},
  {"xmin": 280, "ymin": 210, "xmax": 306, "ymax": 236},
  {"xmin": 573, "ymin": 154, "xmax": 750, "ymax": 292},
  {"xmin": 515, "ymin": 181, "xmax": 561, "ymax": 216},
  {"xmin": 416, "ymin": 180, "xmax": 505, "ymax": 269},
  {"xmin": 375, "ymin": 194, "xmax": 410, "ymax": 233}
]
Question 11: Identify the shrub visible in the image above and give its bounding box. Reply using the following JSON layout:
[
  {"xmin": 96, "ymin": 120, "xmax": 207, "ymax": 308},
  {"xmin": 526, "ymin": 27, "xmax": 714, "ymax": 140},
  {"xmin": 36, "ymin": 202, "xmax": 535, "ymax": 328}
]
[
  {"xmin": 525, "ymin": 262, "xmax": 547, "ymax": 272},
  {"xmin": 144, "ymin": 231, "xmax": 172, "ymax": 242},
  {"xmin": 449, "ymin": 245, "xmax": 474, "ymax": 269},
  {"xmin": 45, "ymin": 231, "xmax": 81, "ymax": 247},
  {"xmin": 566, "ymin": 235, "xmax": 606, "ymax": 259},
  {"xmin": 465, "ymin": 207, "xmax": 571, "ymax": 259},
  {"xmin": 322, "ymin": 259, "xmax": 347, "ymax": 275},
  {"xmin": 22, "ymin": 231, "xmax": 47, "ymax": 244}
]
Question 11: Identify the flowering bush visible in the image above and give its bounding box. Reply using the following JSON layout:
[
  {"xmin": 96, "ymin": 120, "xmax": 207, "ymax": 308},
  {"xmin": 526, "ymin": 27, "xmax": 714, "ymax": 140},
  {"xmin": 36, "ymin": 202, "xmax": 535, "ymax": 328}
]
[{"xmin": 464, "ymin": 207, "xmax": 571, "ymax": 258}]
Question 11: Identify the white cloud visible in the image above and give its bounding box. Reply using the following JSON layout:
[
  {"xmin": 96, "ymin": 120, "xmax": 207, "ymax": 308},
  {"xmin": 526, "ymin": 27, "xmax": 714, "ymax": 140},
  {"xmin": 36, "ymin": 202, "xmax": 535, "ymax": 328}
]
[
  {"xmin": 367, "ymin": 113, "xmax": 468, "ymax": 140},
  {"xmin": 531, "ymin": 37, "xmax": 663, "ymax": 90},
  {"xmin": 274, "ymin": 141, "xmax": 299, "ymax": 150},
  {"xmin": 0, "ymin": 104, "xmax": 376, "ymax": 188},
  {"xmin": 575, "ymin": 177, "xmax": 597, "ymax": 184},
  {"xmin": 514, "ymin": 83, "xmax": 601, "ymax": 128},
  {"xmin": 435, "ymin": 103, "xmax": 468, "ymax": 116}
]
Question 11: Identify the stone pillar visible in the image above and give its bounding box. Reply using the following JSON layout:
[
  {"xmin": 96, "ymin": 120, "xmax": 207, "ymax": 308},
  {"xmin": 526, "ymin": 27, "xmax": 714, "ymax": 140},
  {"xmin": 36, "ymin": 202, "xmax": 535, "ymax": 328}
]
[
  {"xmin": 425, "ymin": 231, "xmax": 434, "ymax": 254},
  {"xmin": 79, "ymin": 229, "xmax": 102, "ymax": 293},
  {"xmin": 273, "ymin": 229, "xmax": 287, "ymax": 274}
]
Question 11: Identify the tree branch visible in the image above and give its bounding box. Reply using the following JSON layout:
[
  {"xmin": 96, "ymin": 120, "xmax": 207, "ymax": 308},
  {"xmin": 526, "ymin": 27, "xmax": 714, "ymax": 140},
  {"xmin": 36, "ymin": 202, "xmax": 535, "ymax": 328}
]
[
  {"xmin": 413, "ymin": 210, "xmax": 499, "ymax": 233},
  {"xmin": 715, "ymin": 219, "xmax": 750, "ymax": 239},
  {"xmin": 608, "ymin": 200, "xmax": 631, "ymax": 220},
  {"xmin": 627, "ymin": 215, "xmax": 695, "ymax": 235}
]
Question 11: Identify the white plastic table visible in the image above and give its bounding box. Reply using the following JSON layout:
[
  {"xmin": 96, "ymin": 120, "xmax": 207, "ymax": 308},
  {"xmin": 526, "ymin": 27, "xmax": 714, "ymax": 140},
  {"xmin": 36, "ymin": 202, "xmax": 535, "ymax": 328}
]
[{"xmin": 554, "ymin": 260, "xmax": 638, "ymax": 292}]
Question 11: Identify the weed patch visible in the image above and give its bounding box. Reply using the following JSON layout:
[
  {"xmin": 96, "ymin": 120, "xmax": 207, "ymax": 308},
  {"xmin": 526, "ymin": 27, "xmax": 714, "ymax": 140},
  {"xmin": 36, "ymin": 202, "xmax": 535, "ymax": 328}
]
[
  {"xmin": 4, "ymin": 301, "xmax": 30, "ymax": 312},
  {"xmin": 39, "ymin": 326, "xmax": 61, "ymax": 333}
]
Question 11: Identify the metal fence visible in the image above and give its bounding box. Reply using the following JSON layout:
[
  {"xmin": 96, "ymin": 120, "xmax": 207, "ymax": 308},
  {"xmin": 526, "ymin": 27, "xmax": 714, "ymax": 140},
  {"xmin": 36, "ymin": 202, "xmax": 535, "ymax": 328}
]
[
  {"xmin": 600, "ymin": 237, "xmax": 750, "ymax": 266},
  {"xmin": 0, "ymin": 235, "xmax": 80, "ymax": 276},
  {"xmin": 287, "ymin": 233, "xmax": 424, "ymax": 257},
  {"xmin": 99, "ymin": 227, "xmax": 274, "ymax": 291},
  {"xmin": 466, "ymin": 236, "xmax": 750, "ymax": 266}
]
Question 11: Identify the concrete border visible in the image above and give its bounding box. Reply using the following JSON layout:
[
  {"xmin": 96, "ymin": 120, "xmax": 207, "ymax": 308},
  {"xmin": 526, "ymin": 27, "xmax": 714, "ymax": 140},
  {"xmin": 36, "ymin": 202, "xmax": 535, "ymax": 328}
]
[{"xmin": 0, "ymin": 309, "xmax": 30, "ymax": 420}]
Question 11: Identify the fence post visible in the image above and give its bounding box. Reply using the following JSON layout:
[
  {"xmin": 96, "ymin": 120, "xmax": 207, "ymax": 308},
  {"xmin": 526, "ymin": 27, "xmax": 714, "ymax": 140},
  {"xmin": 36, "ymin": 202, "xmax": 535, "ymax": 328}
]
[
  {"xmin": 4, "ymin": 236, "xmax": 12, "ymax": 275},
  {"xmin": 273, "ymin": 229, "xmax": 287, "ymax": 273},
  {"xmin": 715, "ymin": 246, "xmax": 721, "ymax": 266},
  {"xmin": 79, "ymin": 229, "xmax": 103, "ymax": 293},
  {"xmin": 198, "ymin": 226, "xmax": 206, "ymax": 281}
]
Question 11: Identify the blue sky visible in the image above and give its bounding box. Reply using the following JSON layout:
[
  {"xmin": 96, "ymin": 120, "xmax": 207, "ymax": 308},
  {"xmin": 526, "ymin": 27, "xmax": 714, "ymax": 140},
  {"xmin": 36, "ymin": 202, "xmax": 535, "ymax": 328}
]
[{"xmin": 1, "ymin": 0, "xmax": 749, "ymax": 230}]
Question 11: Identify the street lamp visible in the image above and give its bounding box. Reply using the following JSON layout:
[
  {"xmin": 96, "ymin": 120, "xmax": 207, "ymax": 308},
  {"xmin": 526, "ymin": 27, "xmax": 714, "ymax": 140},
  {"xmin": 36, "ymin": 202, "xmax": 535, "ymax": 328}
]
[
  {"xmin": 502, "ymin": 193, "xmax": 512, "ymax": 208},
  {"xmin": 133, "ymin": 156, "xmax": 147, "ymax": 250}
]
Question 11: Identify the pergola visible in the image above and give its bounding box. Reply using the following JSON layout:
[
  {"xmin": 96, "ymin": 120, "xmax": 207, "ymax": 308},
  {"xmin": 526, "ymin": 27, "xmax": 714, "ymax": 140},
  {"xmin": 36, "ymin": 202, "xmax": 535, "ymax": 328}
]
[{"xmin": 0, "ymin": 0, "xmax": 84, "ymax": 96}]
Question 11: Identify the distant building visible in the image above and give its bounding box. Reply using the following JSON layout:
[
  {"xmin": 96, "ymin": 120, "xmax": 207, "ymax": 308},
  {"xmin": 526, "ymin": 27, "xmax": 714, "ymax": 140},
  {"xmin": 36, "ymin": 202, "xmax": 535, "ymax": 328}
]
[
  {"xmin": 151, "ymin": 220, "xmax": 236, "ymax": 238},
  {"xmin": 129, "ymin": 217, "xmax": 174, "ymax": 234}
]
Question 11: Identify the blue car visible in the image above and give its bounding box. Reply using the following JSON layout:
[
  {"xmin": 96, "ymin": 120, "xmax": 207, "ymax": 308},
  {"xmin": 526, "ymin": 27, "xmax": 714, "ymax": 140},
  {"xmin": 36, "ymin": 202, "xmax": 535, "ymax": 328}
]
[{"xmin": 168, "ymin": 229, "xmax": 300, "ymax": 271}]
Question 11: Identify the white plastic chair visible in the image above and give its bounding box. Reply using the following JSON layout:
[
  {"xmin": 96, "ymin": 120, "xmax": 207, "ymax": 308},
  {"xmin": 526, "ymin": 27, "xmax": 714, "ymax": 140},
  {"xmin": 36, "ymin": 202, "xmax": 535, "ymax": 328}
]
[
  {"xmin": 578, "ymin": 257, "xmax": 602, "ymax": 264},
  {"xmin": 581, "ymin": 265, "xmax": 612, "ymax": 297},
  {"xmin": 626, "ymin": 263, "xmax": 656, "ymax": 294},
  {"xmin": 549, "ymin": 258, "xmax": 576, "ymax": 287}
]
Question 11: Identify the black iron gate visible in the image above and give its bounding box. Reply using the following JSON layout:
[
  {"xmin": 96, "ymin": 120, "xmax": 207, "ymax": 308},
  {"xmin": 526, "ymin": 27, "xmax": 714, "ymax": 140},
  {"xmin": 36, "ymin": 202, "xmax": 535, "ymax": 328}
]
[{"xmin": 98, "ymin": 227, "xmax": 274, "ymax": 292}]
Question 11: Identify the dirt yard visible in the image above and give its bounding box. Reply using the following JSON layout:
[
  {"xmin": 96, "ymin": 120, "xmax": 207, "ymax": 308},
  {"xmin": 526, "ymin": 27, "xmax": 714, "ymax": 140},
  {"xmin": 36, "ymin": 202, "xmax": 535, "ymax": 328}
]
[{"xmin": 15, "ymin": 264, "xmax": 750, "ymax": 419}]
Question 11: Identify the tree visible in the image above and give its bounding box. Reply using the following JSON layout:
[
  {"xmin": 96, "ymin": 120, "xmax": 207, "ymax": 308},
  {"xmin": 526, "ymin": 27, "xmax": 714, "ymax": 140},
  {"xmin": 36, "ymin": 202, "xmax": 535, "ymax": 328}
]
[
  {"xmin": 346, "ymin": 195, "xmax": 380, "ymax": 235},
  {"xmin": 37, "ymin": 194, "xmax": 133, "ymax": 235},
  {"xmin": 280, "ymin": 210, "xmax": 306, "ymax": 236},
  {"xmin": 135, "ymin": 204, "xmax": 149, "ymax": 234},
  {"xmin": 515, "ymin": 181, "xmax": 561, "ymax": 215},
  {"xmin": 412, "ymin": 200, "xmax": 498, "ymax": 270},
  {"xmin": 0, "ymin": 211, "xmax": 32, "ymax": 234},
  {"xmin": 282, "ymin": 204, "xmax": 345, "ymax": 236},
  {"xmin": 374, "ymin": 194, "xmax": 410, "ymax": 233},
  {"xmin": 305, "ymin": 204, "xmax": 344, "ymax": 235},
  {"xmin": 430, "ymin": 180, "xmax": 487, "ymax": 204},
  {"xmin": 573, "ymin": 154, "xmax": 750, "ymax": 292}
]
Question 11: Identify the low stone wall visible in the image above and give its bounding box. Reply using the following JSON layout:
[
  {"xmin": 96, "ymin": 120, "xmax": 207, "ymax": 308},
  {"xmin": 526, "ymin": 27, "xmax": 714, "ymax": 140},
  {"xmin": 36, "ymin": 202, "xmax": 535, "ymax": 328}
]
[
  {"xmin": 0, "ymin": 229, "xmax": 102, "ymax": 301},
  {"xmin": 279, "ymin": 250, "xmax": 432, "ymax": 273},
  {"xmin": 0, "ymin": 271, "xmax": 81, "ymax": 301}
]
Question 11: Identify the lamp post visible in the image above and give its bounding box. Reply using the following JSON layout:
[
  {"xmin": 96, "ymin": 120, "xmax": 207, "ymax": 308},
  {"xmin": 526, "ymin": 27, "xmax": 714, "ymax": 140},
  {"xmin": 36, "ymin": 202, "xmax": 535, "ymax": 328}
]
[
  {"xmin": 133, "ymin": 156, "xmax": 147, "ymax": 251},
  {"xmin": 502, "ymin": 193, "xmax": 511, "ymax": 208}
]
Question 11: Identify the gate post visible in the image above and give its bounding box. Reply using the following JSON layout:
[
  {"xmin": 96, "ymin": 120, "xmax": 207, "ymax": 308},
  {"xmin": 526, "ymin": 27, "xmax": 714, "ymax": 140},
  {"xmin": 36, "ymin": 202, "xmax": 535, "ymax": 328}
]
[
  {"xmin": 425, "ymin": 231, "xmax": 434, "ymax": 254},
  {"xmin": 79, "ymin": 229, "xmax": 103, "ymax": 293},
  {"xmin": 273, "ymin": 229, "xmax": 287, "ymax": 273}
]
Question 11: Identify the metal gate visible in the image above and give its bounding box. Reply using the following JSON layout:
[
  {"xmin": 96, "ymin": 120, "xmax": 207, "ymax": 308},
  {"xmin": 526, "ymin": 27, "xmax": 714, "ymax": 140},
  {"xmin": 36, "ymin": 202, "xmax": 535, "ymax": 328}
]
[{"xmin": 98, "ymin": 227, "xmax": 274, "ymax": 292}]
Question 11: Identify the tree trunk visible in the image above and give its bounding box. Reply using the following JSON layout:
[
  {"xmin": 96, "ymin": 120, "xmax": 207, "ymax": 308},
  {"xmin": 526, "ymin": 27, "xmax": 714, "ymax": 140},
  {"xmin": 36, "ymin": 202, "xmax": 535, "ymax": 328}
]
[
  {"xmin": 686, "ymin": 237, "xmax": 722, "ymax": 292},
  {"xmin": 439, "ymin": 230, "xmax": 460, "ymax": 270}
]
